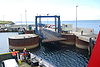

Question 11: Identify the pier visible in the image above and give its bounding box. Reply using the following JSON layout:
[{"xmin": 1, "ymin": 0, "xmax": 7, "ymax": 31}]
[
  {"xmin": 35, "ymin": 15, "xmax": 65, "ymax": 43},
  {"xmin": 34, "ymin": 15, "xmax": 97, "ymax": 53}
]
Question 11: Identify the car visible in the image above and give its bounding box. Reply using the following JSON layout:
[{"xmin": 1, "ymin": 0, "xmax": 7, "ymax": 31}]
[{"xmin": 1, "ymin": 59, "xmax": 18, "ymax": 67}]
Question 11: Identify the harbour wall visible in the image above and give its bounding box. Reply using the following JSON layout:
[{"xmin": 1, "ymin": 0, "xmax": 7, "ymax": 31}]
[
  {"xmin": 9, "ymin": 35, "xmax": 40, "ymax": 50},
  {"xmin": 60, "ymin": 33, "xmax": 97, "ymax": 49}
]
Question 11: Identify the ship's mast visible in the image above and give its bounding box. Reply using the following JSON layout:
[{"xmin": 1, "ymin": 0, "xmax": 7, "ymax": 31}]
[
  {"xmin": 20, "ymin": 14, "xmax": 22, "ymax": 25},
  {"xmin": 25, "ymin": 9, "xmax": 27, "ymax": 29}
]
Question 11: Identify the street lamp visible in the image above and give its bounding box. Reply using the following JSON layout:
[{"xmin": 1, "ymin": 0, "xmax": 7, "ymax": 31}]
[{"xmin": 76, "ymin": 5, "xmax": 78, "ymax": 32}]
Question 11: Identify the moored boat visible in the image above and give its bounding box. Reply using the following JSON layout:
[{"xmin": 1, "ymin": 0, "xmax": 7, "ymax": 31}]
[{"xmin": 0, "ymin": 51, "xmax": 54, "ymax": 67}]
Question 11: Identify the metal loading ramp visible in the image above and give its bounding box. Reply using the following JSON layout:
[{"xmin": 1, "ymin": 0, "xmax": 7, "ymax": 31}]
[{"xmin": 41, "ymin": 29, "xmax": 66, "ymax": 43}]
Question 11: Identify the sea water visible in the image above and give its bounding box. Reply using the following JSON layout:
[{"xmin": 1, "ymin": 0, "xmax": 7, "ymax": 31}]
[
  {"xmin": 31, "ymin": 43, "xmax": 88, "ymax": 67},
  {"xmin": 0, "ymin": 32, "xmax": 18, "ymax": 53},
  {"xmin": 15, "ymin": 20, "xmax": 100, "ymax": 34},
  {"xmin": 0, "ymin": 32, "xmax": 88, "ymax": 67}
]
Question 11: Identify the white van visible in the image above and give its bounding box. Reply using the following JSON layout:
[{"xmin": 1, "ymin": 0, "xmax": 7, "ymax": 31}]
[{"xmin": 1, "ymin": 59, "xmax": 18, "ymax": 67}]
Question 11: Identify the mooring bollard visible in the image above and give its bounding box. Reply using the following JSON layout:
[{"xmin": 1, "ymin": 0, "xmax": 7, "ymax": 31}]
[{"xmin": 88, "ymin": 37, "xmax": 95, "ymax": 56}]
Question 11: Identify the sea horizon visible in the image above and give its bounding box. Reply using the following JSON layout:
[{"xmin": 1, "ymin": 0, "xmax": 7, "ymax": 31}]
[
  {"xmin": 14, "ymin": 19, "xmax": 100, "ymax": 22},
  {"xmin": 14, "ymin": 20, "xmax": 100, "ymax": 34}
]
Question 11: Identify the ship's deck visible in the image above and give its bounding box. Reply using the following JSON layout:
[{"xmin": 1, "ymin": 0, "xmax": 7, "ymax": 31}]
[{"xmin": 19, "ymin": 62, "xmax": 31, "ymax": 67}]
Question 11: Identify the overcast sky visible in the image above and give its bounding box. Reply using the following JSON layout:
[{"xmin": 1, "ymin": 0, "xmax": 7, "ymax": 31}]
[{"xmin": 0, "ymin": 0, "xmax": 100, "ymax": 21}]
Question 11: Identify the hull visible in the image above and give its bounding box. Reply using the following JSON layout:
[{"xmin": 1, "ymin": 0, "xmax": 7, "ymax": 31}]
[
  {"xmin": 25, "ymin": 30, "xmax": 34, "ymax": 34},
  {"xmin": 9, "ymin": 34, "xmax": 39, "ymax": 50}
]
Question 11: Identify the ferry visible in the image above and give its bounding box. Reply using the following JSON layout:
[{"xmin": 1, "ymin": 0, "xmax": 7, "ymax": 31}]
[{"xmin": 0, "ymin": 50, "xmax": 54, "ymax": 67}]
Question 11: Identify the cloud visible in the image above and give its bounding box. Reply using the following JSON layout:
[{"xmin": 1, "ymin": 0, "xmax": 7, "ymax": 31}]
[{"xmin": 0, "ymin": 0, "xmax": 100, "ymax": 21}]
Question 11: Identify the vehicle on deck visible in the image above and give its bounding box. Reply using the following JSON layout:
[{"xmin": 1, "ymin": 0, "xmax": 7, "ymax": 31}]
[{"xmin": 1, "ymin": 59, "xmax": 18, "ymax": 67}]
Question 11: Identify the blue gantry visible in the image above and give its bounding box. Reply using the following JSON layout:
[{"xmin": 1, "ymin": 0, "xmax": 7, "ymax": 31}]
[{"xmin": 35, "ymin": 15, "xmax": 61, "ymax": 34}]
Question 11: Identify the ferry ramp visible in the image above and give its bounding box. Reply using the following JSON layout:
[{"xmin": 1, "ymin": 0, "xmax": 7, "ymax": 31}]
[{"xmin": 40, "ymin": 28, "xmax": 66, "ymax": 43}]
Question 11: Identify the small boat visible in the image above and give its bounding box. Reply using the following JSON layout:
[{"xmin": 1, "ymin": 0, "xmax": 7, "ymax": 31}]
[
  {"xmin": 18, "ymin": 27, "xmax": 25, "ymax": 34},
  {"xmin": 8, "ymin": 34, "xmax": 39, "ymax": 50}
]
